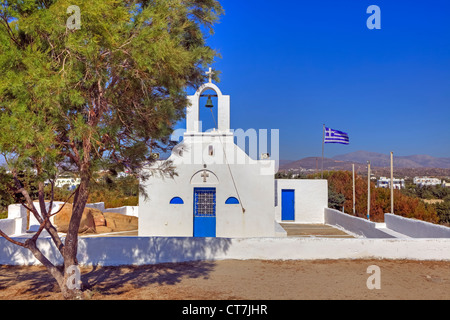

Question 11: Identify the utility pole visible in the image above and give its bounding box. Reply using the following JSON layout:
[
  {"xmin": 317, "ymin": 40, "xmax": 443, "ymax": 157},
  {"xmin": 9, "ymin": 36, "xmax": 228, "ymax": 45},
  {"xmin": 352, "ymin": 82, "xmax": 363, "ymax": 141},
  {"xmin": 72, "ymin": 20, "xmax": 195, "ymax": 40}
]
[
  {"xmin": 367, "ymin": 160, "xmax": 371, "ymax": 221},
  {"xmin": 390, "ymin": 151, "xmax": 394, "ymax": 214},
  {"xmin": 352, "ymin": 163, "xmax": 356, "ymax": 215},
  {"xmin": 321, "ymin": 124, "xmax": 325, "ymax": 179}
]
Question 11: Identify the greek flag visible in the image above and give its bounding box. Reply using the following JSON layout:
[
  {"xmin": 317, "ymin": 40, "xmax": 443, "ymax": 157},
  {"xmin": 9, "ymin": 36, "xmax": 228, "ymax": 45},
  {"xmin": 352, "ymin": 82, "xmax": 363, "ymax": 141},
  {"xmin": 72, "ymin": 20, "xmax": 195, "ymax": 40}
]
[{"xmin": 324, "ymin": 127, "xmax": 349, "ymax": 145}]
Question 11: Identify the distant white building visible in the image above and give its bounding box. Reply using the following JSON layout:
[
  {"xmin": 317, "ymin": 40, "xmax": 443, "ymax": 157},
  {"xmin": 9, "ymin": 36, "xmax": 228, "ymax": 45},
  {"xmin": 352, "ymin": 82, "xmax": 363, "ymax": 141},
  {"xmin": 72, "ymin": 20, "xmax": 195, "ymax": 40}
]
[
  {"xmin": 117, "ymin": 171, "xmax": 130, "ymax": 178},
  {"xmin": 376, "ymin": 177, "xmax": 405, "ymax": 189},
  {"xmin": 413, "ymin": 177, "xmax": 441, "ymax": 187},
  {"xmin": 55, "ymin": 177, "xmax": 80, "ymax": 190},
  {"xmin": 442, "ymin": 180, "xmax": 450, "ymax": 188}
]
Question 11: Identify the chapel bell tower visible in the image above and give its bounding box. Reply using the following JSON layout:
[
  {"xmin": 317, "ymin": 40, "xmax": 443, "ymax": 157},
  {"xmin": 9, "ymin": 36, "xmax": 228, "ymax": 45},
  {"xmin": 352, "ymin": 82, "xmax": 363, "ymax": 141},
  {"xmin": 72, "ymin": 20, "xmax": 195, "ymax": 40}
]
[{"xmin": 185, "ymin": 68, "xmax": 232, "ymax": 136}]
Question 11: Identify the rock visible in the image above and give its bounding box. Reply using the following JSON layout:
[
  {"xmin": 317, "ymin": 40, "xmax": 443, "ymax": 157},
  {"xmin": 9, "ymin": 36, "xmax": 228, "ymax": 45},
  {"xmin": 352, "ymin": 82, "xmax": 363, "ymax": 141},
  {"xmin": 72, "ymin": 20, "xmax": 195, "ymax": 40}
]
[
  {"xmin": 92, "ymin": 210, "xmax": 106, "ymax": 227},
  {"xmin": 103, "ymin": 212, "xmax": 138, "ymax": 232},
  {"xmin": 53, "ymin": 203, "xmax": 138, "ymax": 234},
  {"xmin": 105, "ymin": 217, "xmax": 117, "ymax": 230},
  {"xmin": 95, "ymin": 226, "xmax": 114, "ymax": 233},
  {"xmin": 54, "ymin": 203, "xmax": 97, "ymax": 234}
]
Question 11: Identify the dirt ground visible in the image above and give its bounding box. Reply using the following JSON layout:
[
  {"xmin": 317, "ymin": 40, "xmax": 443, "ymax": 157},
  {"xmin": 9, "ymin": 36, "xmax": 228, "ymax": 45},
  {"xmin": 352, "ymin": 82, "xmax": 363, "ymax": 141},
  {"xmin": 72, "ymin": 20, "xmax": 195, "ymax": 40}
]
[{"xmin": 0, "ymin": 259, "xmax": 449, "ymax": 300}]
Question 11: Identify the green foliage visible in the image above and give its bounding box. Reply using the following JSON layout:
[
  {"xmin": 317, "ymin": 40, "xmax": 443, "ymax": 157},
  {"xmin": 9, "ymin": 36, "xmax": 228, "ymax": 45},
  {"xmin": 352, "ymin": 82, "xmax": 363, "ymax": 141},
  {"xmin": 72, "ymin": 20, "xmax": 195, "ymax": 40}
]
[
  {"xmin": 47, "ymin": 173, "xmax": 139, "ymax": 208},
  {"xmin": 0, "ymin": 0, "xmax": 224, "ymax": 298},
  {"xmin": 435, "ymin": 200, "xmax": 450, "ymax": 225},
  {"xmin": 328, "ymin": 186, "xmax": 345, "ymax": 211},
  {"xmin": 0, "ymin": 167, "xmax": 40, "ymax": 211},
  {"xmin": 0, "ymin": 0, "xmax": 223, "ymax": 179},
  {"xmin": 275, "ymin": 171, "xmax": 307, "ymax": 179},
  {"xmin": 402, "ymin": 184, "xmax": 450, "ymax": 200},
  {"xmin": 323, "ymin": 171, "xmax": 439, "ymax": 223},
  {"xmin": 88, "ymin": 174, "xmax": 139, "ymax": 208}
]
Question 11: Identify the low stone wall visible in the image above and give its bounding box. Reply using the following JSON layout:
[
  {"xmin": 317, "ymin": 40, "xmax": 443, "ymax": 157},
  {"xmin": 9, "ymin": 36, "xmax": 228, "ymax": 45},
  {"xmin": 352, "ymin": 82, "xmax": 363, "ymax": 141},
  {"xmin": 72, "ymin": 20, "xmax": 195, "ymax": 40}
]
[
  {"xmin": 85, "ymin": 202, "xmax": 106, "ymax": 211},
  {"xmin": 0, "ymin": 202, "xmax": 139, "ymax": 236},
  {"xmin": 385, "ymin": 214, "xmax": 450, "ymax": 238},
  {"xmin": 0, "ymin": 204, "xmax": 28, "ymax": 236},
  {"xmin": 0, "ymin": 218, "xmax": 16, "ymax": 236},
  {"xmin": 29, "ymin": 202, "xmax": 64, "ymax": 232},
  {"xmin": 86, "ymin": 202, "xmax": 138, "ymax": 217},
  {"xmin": 274, "ymin": 221, "xmax": 287, "ymax": 237},
  {"xmin": 1, "ymin": 236, "xmax": 449, "ymax": 266},
  {"xmin": 103, "ymin": 206, "xmax": 138, "ymax": 217}
]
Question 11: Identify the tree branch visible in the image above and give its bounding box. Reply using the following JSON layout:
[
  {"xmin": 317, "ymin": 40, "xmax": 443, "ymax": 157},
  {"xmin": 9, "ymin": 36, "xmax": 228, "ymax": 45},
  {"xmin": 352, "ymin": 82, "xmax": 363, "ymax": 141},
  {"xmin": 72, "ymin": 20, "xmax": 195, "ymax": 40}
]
[
  {"xmin": 0, "ymin": 14, "xmax": 20, "ymax": 47},
  {"xmin": 12, "ymin": 171, "xmax": 42, "ymax": 224},
  {"xmin": 0, "ymin": 229, "xmax": 27, "ymax": 248}
]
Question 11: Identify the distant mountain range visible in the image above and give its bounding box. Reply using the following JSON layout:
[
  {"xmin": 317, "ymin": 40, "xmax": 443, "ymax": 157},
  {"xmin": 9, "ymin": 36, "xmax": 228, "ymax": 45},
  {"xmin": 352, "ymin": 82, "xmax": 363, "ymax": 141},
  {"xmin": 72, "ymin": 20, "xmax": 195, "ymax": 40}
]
[
  {"xmin": 333, "ymin": 151, "xmax": 450, "ymax": 169},
  {"xmin": 279, "ymin": 151, "xmax": 450, "ymax": 176}
]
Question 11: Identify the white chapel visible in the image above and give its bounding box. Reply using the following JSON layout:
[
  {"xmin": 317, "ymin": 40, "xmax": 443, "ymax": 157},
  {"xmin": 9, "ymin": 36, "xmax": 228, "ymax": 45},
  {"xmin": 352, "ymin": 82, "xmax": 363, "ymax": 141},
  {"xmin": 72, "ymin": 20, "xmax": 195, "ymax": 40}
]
[{"xmin": 139, "ymin": 72, "xmax": 328, "ymax": 238}]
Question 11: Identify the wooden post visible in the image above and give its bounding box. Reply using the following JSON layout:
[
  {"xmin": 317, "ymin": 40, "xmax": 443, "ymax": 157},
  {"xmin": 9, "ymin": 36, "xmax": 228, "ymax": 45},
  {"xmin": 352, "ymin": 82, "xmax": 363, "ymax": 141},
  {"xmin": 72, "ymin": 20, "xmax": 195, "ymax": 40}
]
[
  {"xmin": 390, "ymin": 151, "xmax": 394, "ymax": 214},
  {"xmin": 352, "ymin": 163, "xmax": 356, "ymax": 215},
  {"xmin": 367, "ymin": 161, "xmax": 371, "ymax": 221}
]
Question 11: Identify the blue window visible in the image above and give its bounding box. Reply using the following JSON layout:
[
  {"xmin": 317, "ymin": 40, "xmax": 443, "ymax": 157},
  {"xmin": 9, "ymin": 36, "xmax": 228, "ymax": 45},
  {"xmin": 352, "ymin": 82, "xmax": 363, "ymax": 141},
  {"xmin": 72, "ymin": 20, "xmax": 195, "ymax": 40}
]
[
  {"xmin": 225, "ymin": 197, "xmax": 239, "ymax": 204},
  {"xmin": 170, "ymin": 197, "xmax": 184, "ymax": 204}
]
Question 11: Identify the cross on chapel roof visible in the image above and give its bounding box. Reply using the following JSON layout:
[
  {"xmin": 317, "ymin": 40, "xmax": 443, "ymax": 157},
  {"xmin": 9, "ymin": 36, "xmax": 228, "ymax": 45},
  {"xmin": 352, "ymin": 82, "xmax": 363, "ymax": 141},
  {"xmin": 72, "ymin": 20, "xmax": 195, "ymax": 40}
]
[{"xmin": 205, "ymin": 67, "xmax": 214, "ymax": 84}]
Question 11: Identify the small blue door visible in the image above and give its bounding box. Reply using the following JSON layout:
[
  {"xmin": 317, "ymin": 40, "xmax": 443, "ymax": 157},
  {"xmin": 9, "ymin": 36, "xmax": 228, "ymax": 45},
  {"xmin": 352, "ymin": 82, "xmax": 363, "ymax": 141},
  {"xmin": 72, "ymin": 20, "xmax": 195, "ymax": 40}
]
[
  {"xmin": 193, "ymin": 188, "xmax": 216, "ymax": 237},
  {"xmin": 281, "ymin": 189, "xmax": 295, "ymax": 221}
]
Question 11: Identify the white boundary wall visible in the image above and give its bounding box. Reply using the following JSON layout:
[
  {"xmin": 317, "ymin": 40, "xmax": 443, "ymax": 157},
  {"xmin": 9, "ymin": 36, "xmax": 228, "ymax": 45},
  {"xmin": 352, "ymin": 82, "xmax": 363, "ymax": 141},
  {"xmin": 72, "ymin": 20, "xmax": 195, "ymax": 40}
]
[
  {"xmin": 0, "ymin": 218, "xmax": 17, "ymax": 236},
  {"xmin": 385, "ymin": 213, "xmax": 450, "ymax": 238},
  {"xmin": 0, "ymin": 204, "xmax": 27, "ymax": 236},
  {"xmin": 103, "ymin": 206, "xmax": 138, "ymax": 217},
  {"xmin": 29, "ymin": 202, "xmax": 64, "ymax": 232},
  {"xmin": 0, "ymin": 202, "xmax": 139, "ymax": 236},
  {"xmin": 324, "ymin": 208, "xmax": 394, "ymax": 238},
  {"xmin": 1, "ymin": 236, "xmax": 449, "ymax": 266},
  {"xmin": 85, "ymin": 203, "xmax": 139, "ymax": 217}
]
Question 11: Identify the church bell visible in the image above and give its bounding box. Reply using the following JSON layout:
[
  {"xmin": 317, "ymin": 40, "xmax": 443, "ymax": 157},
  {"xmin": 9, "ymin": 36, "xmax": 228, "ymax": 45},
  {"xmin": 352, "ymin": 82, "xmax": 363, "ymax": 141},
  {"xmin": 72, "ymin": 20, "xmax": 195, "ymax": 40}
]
[{"xmin": 205, "ymin": 95, "xmax": 214, "ymax": 108}]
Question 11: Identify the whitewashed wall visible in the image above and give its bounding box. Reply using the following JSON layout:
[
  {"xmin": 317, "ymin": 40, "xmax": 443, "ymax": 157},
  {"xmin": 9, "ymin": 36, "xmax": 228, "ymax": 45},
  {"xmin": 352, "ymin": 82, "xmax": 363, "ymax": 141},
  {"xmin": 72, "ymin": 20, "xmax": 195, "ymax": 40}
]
[
  {"xmin": 0, "ymin": 204, "xmax": 28, "ymax": 236},
  {"xmin": 275, "ymin": 179, "xmax": 328, "ymax": 223},
  {"xmin": 85, "ymin": 202, "xmax": 138, "ymax": 217},
  {"xmin": 324, "ymin": 208, "xmax": 395, "ymax": 238},
  {"xmin": 385, "ymin": 213, "xmax": 450, "ymax": 238},
  {"xmin": 1, "ymin": 236, "xmax": 449, "ymax": 266},
  {"xmin": 139, "ymin": 139, "xmax": 276, "ymax": 238},
  {"xmin": 0, "ymin": 201, "xmax": 138, "ymax": 236},
  {"xmin": 28, "ymin": 202, "xmax": 64, "ymax": 232},
  {"xmin": 103, "ymin": 206, "xmax": 139, "ymax": 217}
]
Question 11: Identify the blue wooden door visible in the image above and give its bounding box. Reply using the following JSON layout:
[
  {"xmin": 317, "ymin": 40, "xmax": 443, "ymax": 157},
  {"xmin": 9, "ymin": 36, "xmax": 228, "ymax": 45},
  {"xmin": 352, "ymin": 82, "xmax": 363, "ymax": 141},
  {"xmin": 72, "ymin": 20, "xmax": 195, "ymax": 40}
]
[
  {"xmin": 281, "ymin": 189, "xmax": 295, "ymax": 221},
  {"xmin": 193, "ymin": 188, "xmax": 216, "ymax": 237}
]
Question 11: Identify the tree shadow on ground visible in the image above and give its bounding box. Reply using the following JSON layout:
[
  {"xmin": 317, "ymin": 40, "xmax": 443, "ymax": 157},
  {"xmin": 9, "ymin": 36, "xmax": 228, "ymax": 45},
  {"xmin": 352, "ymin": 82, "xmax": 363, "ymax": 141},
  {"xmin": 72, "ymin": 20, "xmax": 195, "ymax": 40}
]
[
  {"xmin": 0, "ymin": 237, "xmax": 232, "ymax": 298},
  {"xmin": 82, "ymin": 260, "xmax": 217, "ymax": 296},
  {"xmin": 0, "ymin": 265, "xmax": 60, "ymax": 298},
  {"xmin": 0, "ymin": 260, "xmax": 217, "ymax": 298},
  {"xmin": 76, "ymin": 237, "xmax": 232, "ymax": 296}
]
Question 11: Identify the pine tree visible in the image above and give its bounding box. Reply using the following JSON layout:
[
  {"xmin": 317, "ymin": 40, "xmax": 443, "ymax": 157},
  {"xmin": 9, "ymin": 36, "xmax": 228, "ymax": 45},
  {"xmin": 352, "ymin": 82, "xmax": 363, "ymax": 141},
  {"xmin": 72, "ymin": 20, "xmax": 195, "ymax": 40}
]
[{"xmin": 0, "ymin": 0, "xmax": 223, "ymax": 299}]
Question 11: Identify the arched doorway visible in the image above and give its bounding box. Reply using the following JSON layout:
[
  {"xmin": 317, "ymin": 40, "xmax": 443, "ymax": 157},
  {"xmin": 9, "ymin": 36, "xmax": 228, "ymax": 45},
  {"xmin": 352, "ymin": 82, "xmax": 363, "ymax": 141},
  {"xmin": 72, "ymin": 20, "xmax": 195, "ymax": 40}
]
[{"xmin": 193, "ymin": 187, "xmax": 216, "ymax": 237}]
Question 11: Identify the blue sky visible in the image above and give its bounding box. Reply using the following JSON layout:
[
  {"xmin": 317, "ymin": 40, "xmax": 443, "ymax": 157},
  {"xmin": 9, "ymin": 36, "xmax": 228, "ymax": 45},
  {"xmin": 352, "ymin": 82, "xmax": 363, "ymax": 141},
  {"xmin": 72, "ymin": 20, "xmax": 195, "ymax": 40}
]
[{"xmin": 181, "ymin": 0, "xmax": 450, "ymax": 161}]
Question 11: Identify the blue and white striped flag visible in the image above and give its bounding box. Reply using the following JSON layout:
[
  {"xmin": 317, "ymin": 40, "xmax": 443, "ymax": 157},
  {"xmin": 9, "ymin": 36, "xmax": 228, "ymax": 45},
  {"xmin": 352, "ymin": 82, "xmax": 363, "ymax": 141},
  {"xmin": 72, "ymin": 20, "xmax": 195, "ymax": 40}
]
[{"xmin": 324, "ymin": 127, "xmax": 349, "ymax": 145}]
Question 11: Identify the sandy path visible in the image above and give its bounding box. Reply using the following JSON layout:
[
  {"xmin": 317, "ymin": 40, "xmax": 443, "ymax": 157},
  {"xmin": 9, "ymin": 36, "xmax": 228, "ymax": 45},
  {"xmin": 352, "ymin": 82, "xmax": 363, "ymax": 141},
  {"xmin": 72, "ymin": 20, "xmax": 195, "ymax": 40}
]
[{"xmin": 0, "ymin": 259, "xmax": 449, "ymax": 300}]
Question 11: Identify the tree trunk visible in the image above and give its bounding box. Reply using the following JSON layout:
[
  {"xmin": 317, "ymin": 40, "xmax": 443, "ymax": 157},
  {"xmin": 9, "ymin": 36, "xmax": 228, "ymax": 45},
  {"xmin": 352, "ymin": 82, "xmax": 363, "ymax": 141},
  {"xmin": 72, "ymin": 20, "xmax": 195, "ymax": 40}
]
[
  {"xmin": 25, "ymin": 239, "xmax": 67, "ymax": 294},
  {"xmin": 61, "ymin": 169, "xmax": 91, "ymax": 299}
]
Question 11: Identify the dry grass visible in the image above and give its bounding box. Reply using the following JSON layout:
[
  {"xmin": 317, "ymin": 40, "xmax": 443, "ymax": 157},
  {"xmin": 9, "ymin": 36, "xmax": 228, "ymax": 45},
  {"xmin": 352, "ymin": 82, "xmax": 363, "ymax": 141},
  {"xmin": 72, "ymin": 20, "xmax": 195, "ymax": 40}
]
[{"xmin": 0, "ymin": 259, "xmax": 449, "ymax": 300}]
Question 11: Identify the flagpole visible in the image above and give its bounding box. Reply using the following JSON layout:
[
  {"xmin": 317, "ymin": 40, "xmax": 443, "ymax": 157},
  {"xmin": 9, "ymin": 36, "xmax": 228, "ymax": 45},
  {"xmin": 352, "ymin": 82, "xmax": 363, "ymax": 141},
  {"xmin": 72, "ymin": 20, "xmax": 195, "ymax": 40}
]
[{"xmin": 321, "ymin": 124, "xmax": 325, "ymax": 179}]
